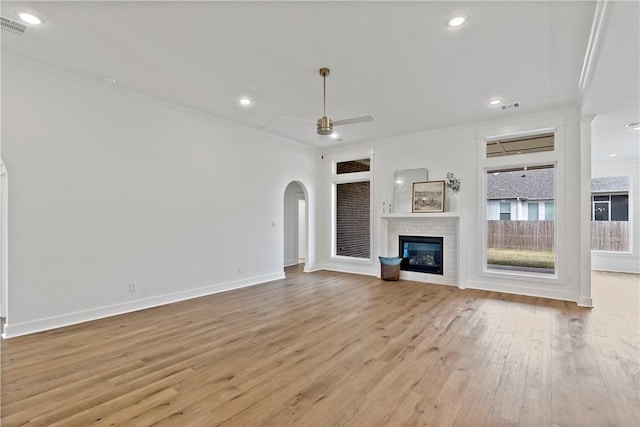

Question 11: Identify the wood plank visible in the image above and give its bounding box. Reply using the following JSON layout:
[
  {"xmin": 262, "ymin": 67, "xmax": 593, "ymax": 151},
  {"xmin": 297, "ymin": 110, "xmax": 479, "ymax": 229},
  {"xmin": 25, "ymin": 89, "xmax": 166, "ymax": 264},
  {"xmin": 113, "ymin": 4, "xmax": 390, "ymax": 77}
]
[{"xmin": 1, "ymin": 267, "xmax": 637, "ymax": 426}]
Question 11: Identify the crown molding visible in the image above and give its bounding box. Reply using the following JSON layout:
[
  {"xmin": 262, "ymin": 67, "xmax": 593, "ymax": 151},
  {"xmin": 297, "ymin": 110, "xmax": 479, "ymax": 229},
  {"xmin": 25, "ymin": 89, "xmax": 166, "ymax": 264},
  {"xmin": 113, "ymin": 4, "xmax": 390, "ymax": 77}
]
[{"xmin": 577, "ymin": 0, "xmax": 609, "ymax": 103}]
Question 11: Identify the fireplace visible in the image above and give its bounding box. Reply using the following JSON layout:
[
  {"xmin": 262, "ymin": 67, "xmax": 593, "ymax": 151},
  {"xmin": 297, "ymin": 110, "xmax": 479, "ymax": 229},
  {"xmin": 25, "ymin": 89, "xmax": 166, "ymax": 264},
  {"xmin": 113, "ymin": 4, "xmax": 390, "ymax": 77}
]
[{"xmin": 399, "ymin": 235, "xmax": 443, "ymax": 275}]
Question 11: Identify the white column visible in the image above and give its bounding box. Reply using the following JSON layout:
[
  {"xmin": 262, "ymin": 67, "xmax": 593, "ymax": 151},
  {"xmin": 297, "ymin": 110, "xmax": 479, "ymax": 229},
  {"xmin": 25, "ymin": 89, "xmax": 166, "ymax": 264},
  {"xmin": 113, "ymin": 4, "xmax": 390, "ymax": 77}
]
[{"xmin": 578, "ymin": 116, "xmax": 595, "ymax": 307}]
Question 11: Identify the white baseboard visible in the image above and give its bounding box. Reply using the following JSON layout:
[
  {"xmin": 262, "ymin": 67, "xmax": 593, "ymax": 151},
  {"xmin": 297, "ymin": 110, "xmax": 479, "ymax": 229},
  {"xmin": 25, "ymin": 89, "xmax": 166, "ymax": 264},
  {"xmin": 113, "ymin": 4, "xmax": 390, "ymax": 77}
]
[
  {"xmin": 591, "ymin": 266, "xmax": 640, "ymax": 274},
  {"xmin": 591, "ymin": 253, "xmax": 640, "ymax": 274},
  {"xmin": 464, "ymin": 279, "xmax": 580, "ymax": 304},
  {"xmin": 315, "ymin": 262, "xmax": 377, "ymax": 277},
  {"xmin": 2, "ymin": 272, "xmax": 284, "ymax": 339}
]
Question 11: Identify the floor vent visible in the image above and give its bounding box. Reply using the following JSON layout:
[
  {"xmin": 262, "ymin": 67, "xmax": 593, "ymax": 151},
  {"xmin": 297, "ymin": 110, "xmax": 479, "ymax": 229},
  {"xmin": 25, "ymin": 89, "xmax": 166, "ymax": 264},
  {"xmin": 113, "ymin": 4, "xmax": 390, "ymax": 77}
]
[{"xmin": 1, "ymin": 17, "xmax": 25, "ymax": 35}]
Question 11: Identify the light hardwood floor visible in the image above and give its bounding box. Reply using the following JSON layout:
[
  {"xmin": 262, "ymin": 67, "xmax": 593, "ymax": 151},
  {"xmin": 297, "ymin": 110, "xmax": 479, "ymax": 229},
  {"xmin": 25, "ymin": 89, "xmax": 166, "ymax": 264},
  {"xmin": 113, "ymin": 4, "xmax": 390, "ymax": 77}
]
[{"xmin": 1, "ymin": 267, "xmax": 638, "ymax": 426}]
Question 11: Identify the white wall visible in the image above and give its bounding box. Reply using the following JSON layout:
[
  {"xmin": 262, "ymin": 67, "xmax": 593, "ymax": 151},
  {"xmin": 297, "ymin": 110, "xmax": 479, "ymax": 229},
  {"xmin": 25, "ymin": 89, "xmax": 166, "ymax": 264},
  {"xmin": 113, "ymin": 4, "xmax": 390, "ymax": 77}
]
[
  {"xmin": 591, "ymin": 158, "xmax": 640, "ymax": 273},
  {"xmin": 1, "ymin": 59, "xmax": 318, "ymax": 337},
  {"xmin": 319, "ymin": 107, "xmax": 588, "ymax": 303}
]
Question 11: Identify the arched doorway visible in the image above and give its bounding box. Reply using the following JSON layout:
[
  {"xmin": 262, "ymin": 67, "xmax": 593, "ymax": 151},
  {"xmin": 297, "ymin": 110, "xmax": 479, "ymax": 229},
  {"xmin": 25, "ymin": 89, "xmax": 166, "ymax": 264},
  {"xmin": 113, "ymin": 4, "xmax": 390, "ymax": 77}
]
[{"xmin": 283, "ymin": 181, "xmax": 308, "ymax": 270}]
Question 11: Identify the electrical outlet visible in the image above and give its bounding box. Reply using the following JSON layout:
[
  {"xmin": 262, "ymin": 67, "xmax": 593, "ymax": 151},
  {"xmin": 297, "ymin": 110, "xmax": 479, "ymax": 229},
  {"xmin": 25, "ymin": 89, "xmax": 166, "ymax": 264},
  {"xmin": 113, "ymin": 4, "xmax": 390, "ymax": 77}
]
[
  {"xmin": 129, "ymin": 282, "xmax": 137, "ymax": 292},
  {"xmin": 237, "ymin": 266, "xmax": 243, "ymax": 273}
]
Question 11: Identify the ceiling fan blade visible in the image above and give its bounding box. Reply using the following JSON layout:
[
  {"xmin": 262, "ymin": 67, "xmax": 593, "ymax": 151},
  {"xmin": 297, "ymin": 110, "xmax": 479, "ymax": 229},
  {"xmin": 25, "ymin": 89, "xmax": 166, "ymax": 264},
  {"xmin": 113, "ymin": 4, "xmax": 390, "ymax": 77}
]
[
  {"xmin": 333, "ymin": 115, "xmax": 375, "ymax": 126},
  {"xmin": 278, "ymin": 115, "xmax": 315, "ymax": 124},
  {"xmin": 317, "ymin": 134, "xmax": 343, "ymax": 142}
]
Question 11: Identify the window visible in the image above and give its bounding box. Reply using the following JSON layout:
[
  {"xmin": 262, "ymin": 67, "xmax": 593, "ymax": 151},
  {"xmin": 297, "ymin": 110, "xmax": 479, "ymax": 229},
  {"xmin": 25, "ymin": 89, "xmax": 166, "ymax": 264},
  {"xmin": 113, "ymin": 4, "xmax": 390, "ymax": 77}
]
[
  {"xmin": 592, "ymin": 194, "xmax": 628, "ymax": 221},
  {"xmin": 500, "ymin": 202, "xmax": 511, "ymax": 220},
  {"xmin": 544, "ymin": 202, "xmax": 554, "ymax": 220},
  {"xmin": 591, "ymin": 177, "xmax": 630, "ymax": 252},
  {"xmin": 486, "ymin": 133, "xmax": 554, "ymax": 158},
  {"xmin": 333, "ymin": 157, "xmax": 371, "ymax": 260},
  {"xmin": 528, "ymin": 203, "xmax": 539, "ymax": 221},
  {"xmin": 611, "ymin": 195, "xmax": 629, "ymax": 221},
  {"xmin": 486, "ymin": 165, "xmax": 555, "ymax": 274},
  {"xmin": 482, "ymin": 126, "xmax": 560, "ymax": 280},
  {"xmin": 591, "ymin": 193, "xmax": 629, "ymax": 251},
  {"xmin": 593, "ymin": 195, "xmax": 610, "ymax": 221},
  {"xmin": 336, "ymin": 159, "xmax": 370, "ymax": 174},
  {"xmin": 336, "ymin": 181, "xmax": 370, "ymax": 258},
  {"xmin": 590, "ymin": 177, "xmax": 630, "ymax": 252}
]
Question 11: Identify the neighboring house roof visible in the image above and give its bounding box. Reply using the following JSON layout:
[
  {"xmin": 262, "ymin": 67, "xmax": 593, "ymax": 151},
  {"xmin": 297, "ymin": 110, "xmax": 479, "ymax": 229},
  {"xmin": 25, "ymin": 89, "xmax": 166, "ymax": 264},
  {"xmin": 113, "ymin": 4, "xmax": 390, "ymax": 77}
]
[
  {"xmin": 591, "ymin": 176, "xmax": 630, "ymax": 192},
  {"xmin": 487, "ymin": 168, "xmax": 554, "ymax": 200}
]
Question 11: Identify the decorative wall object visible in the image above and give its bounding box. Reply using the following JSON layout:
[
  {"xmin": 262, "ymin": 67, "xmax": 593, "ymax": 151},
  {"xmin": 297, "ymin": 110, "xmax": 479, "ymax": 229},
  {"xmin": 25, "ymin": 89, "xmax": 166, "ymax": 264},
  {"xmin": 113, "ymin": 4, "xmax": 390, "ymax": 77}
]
[
  {"xmin": 412, "ymin": 181, "xmax": 445, "ymax": 213},
  {"xmin": 445, "ymin": 172, "xmax": 461, "ymax": 193}
]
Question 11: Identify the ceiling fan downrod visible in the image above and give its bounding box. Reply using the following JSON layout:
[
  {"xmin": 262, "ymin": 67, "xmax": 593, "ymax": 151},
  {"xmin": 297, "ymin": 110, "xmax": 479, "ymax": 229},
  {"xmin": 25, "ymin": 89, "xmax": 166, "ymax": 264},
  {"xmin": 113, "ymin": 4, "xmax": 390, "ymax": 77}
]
[{"xmin": 317, "ymin": 67, "xmax": 333, "ymax": 135}]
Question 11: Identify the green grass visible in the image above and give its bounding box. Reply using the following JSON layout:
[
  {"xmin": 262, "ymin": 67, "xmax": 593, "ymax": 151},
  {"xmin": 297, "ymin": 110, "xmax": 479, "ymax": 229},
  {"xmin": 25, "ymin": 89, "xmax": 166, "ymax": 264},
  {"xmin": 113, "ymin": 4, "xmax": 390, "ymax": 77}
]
[{"xmin": 487, "ymin": 247, "xmax": 555, "ymax": 270}]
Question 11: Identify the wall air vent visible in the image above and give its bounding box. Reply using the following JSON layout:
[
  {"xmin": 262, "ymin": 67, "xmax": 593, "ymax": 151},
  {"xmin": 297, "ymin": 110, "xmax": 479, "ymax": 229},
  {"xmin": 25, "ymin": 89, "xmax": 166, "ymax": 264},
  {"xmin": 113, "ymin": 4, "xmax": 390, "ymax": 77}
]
[
  {"xmin": 1, "ymin": 17, "xmax": 26, "ymax": 35},
  {"xmin": 500, "ymin": 102, "xmax": 520, "ymax": 110}
]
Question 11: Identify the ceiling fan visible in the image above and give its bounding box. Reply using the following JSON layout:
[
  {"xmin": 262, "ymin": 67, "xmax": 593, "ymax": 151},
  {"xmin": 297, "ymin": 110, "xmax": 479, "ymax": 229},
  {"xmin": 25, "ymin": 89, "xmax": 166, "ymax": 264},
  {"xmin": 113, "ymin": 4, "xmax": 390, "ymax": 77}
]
[
  {"xmin": 283, "ymin": 68, "xmax": 374, "ymax": 136},
  {"xmin": 316, "ymin": 67, "xmax": 374, "ymax": 135}
]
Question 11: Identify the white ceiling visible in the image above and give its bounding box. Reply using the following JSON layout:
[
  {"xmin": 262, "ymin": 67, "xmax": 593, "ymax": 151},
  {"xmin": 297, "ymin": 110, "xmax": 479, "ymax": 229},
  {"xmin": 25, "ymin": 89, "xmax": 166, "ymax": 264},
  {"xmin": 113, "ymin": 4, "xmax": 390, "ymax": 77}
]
[{"xmin": 2, "ymin": 1, "xmax": 636, "ymax": 160}]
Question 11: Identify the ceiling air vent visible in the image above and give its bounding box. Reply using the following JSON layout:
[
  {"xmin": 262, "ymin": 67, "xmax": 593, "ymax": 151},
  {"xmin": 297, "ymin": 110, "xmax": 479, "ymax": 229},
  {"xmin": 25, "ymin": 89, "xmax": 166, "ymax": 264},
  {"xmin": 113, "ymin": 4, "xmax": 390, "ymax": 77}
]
[
  {"xmin": 500, "ymin": 102, "xmax": 520, "ymax": 111},
  {"xmin": 1, "ymin": 17, "xmax": 26, "ymax": 35}
]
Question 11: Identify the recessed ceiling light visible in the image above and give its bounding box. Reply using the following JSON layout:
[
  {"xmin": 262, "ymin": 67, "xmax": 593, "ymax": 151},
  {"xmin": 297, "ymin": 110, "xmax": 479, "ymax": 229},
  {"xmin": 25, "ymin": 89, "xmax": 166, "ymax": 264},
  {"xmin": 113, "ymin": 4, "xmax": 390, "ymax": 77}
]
[
  {"xmin": 330, "ymin": 133, "xmax": 339, "ymax": 139},
  {"xmin": 239, "ymin": 97, "xmax": 252, "ymax": 106},
  {"xmin": 18, "ymin": 12, "xmax": 43, "ymax": 25},
  {"xmin": 488, "ymin": 98, "xmax": 502, "ymax": 106},
  {"xmin": 446, "ymin": 14, "xmax": 469, "ymax": 28},
  {"xmin": 625, "ymin": 122, "xmax": 640, "ymax": 131},
  {"xmin": 103, "ymin": 76, "xmax": 117, "ymax": 86},
  {"xmin": 608, "ymin": 153, "xmax": 617, "ymax": 157}
]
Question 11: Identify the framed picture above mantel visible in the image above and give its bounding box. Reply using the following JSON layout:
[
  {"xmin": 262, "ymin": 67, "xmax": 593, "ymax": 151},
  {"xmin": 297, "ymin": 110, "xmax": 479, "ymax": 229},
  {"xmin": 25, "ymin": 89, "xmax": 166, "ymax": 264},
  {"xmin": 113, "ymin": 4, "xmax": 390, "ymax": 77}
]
[{"xmin": 412, "ymin": 181, "xmax": 445, "ymax": 213}]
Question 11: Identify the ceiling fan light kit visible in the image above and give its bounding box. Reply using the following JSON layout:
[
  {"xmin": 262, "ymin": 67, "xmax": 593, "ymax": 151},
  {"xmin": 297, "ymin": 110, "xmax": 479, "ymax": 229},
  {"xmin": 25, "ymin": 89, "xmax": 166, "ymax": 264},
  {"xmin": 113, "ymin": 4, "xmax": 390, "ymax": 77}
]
[{"xmin": 317, "ymin": 116, "xmax": 333, "ymax": 135}]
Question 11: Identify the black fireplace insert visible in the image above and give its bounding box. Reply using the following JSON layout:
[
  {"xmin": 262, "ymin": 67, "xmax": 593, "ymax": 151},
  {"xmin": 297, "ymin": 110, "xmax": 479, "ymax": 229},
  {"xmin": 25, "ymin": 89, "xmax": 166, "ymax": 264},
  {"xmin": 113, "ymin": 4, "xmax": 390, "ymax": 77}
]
[{"xmin": 399, "ymin": 235, "xmax": 443, "ymax": 275}]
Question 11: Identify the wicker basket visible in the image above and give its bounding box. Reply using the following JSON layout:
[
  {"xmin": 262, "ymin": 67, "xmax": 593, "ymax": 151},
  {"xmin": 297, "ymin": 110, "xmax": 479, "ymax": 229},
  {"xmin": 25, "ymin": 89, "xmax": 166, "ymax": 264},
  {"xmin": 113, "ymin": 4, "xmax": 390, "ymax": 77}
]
[{"xmin": 380, "ymin": 263, "xmax": 400, "ymax": 281}]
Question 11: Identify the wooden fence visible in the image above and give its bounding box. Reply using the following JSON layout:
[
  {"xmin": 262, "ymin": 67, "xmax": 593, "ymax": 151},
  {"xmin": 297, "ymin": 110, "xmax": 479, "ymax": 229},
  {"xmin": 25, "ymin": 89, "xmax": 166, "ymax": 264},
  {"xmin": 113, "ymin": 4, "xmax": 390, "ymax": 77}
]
[
  {"xmin": 487, "ymin": 220, "xmax": 554, "ymax": 251},
  {"xmin": 591, "ymin": 221, "xmax": 629, "ymax": 252},
  {"xmin": 488, "ymin": 220, "xmax": 629, "ymax": 252}
]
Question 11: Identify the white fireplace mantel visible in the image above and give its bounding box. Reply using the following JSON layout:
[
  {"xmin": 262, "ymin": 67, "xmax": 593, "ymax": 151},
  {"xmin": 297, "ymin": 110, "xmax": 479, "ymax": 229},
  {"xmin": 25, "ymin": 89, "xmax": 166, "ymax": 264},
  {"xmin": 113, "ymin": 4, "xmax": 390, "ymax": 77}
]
[{"xmin": 381, "ymin": 212, "xmax": 460, "ymax": 220}]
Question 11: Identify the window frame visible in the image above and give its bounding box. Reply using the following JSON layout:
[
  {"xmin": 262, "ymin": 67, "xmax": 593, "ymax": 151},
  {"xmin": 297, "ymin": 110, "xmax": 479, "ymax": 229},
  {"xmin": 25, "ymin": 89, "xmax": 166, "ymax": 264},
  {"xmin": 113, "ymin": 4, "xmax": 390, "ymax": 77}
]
[
  {"xmin": 545, "ymin": 202, "xmax": 555, "ymax": 220},
  {"xmin": 528, "ymin": 202, "xmax": 539, "ymax": 221},
  {"xmin": 330, "ymin": 155, "xmax": 373, "ymax": 263},
  {"xmin": 478, "ymin": 124, "xmax": 564, "ymax": 284},
  {"xmin": 591, "ymin": 192, "xmax": 629, "ymax": 221},
  {"xmin": 499, "ymin": 201, "xmax": 511, "ymax": 220}
]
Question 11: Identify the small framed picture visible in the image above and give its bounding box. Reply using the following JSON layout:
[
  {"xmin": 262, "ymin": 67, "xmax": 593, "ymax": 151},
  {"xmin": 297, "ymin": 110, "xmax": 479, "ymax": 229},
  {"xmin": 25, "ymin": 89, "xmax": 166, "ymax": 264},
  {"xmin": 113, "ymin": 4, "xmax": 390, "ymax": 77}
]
[{"xmin": 412, "ymin": 181, "xmax": 445, "ymax": 213}]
